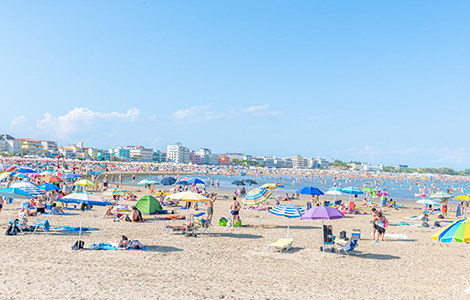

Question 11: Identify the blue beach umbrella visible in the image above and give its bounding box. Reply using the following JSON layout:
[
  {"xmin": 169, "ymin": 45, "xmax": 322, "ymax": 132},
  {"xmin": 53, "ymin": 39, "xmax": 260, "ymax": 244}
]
[
  {"xmin": 296, "ymin": 186, "xmax": 324, "ymax": 196},
  {"xmin": 341, "ymin": 187, "xmax": 363, "ymax": 202},
  {"xmin": 160, "ymin": 177, "xmax": 176, "ymax": 186},
  {"xmin": 38, "ymin": 183, "xmax": 61, "ymax": 191},
  {"xmin": 189, "ymin": 178, "xmax": 205, "ymax": 185},
  {"xmin": 16, "ymin": 168, "xmax": 37, "ymax": 174},
  {"xmin": 176, "ymin": 180, "xmax": 190, "ymax": 186},
  {"xmin": 0, "ymin": 187, "xmax": 33, "ymax": 221},
  {"xmin": 88, "ymin": 171, "xmax": 103, "ymax": 175},
  {"xmin": 269, "ymin": 204, "xmax": 305, "ymax": 241}
]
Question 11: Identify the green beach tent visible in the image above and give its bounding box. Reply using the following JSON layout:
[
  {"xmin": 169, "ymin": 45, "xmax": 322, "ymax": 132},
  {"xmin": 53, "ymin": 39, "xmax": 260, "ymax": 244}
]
[{"xmin": 135, "ymin": 195, "xmax": 162, "ymax": 214}]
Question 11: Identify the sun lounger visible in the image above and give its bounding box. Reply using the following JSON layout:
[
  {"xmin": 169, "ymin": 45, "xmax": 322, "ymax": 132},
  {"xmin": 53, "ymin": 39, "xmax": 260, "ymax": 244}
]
[
  {"xmin": 266, "ymin": 239, "xmax": 294, "ymax": 253},
  {"xmin": 162, "ymin": 223, "xmax": 197, "ymax": 235},
  {"xmin": 336, "ymin": 237, "xmax": 358, "ymax": 256},
  {"xmin": 32, "ymin": 219, "xmax": 50, "ymax": 235}
]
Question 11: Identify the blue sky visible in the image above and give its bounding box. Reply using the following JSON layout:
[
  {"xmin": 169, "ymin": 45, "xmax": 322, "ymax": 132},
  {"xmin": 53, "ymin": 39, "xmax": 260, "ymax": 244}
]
[{"xmin": 1, "ymin": 1, "xmax": 470, "ymax": 169}]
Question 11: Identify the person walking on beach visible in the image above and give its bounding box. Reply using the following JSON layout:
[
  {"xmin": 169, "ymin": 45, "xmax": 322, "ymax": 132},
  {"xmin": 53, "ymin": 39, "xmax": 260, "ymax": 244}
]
[
  {"xmin": 229, "ymin": 196, "xmax": 241, "ymax": 227},
  {"xmin": 375, "ymin": 212, "xmax": 387, "ymax": 241}
]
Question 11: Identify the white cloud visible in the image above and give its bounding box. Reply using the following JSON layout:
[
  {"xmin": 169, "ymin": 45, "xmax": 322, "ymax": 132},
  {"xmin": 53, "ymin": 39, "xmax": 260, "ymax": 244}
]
[
  {"xmin": 108, "ymin": 131, "xmax": 118, "ymax": 138},
  {"xmin": 241, "ymin": 104, "xmax": 283, "ymax": 116},
  {"xmin": 10, "ymin": 115, "xmax": 27, "ymax": 127},
  {"xmin": 36, "ymin": 107, "xmax": 141, "ymax": 139},
  {"xmin": 172, "ymin": 105, "xmax": 224, "ymax": 121}
]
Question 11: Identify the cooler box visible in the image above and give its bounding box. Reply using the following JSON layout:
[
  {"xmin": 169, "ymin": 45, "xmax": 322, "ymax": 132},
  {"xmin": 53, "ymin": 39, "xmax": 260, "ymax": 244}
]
[{"xmin": 352, "ymin": 229, "xmax": 361, "ymax": 240}]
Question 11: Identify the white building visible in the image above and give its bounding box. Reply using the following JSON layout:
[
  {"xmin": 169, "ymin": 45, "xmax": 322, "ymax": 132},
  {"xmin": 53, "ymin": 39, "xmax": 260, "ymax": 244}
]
[
  {"xmin": 129, "ymin": 145, "xmax": 154, "ymax": 162},
  {"xmin": 167, "ymin": 143, "xmax": 190, "ymax": 164},
  {"xmin": 41, "ymin": 140, "xmax": 58, "ymax": 153},
  {"xmin": 0, "ymin": 134, "xmax": 22, "ymax": 154}
]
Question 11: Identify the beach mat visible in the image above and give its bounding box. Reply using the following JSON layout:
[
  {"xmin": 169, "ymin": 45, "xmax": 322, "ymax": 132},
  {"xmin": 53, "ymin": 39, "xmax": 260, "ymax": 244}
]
[
  {"xmin": 53, "ymin": 226, "xmax": 99, "ymax": 232},
  {"xmin": 89, "ymin": 243, "xmax": 148, "ymax": 251}
]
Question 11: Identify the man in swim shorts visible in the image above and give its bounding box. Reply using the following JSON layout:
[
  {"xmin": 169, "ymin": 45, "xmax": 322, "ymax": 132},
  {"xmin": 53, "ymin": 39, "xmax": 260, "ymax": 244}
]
[
  {"xmin": 441, "ymin": 198, "xmax": 449, "ymax": 218},
  {"xmin": 229, "ymin": 196, "xmax": 241, "ymax": 226},
  {"xmin": 206, "ymin": 193, "xmax": 216, "ymax": 225}
]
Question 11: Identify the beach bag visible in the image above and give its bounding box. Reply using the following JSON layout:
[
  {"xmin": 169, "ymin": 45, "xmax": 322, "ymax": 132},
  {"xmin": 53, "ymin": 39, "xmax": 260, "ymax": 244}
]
[
  {"xmin": 5, "ymin": 224, "xmax": 19, "ymax": 235},
  {"xmin": 72, "ymin": 240, "xmax": 85, "ymax": 250}
]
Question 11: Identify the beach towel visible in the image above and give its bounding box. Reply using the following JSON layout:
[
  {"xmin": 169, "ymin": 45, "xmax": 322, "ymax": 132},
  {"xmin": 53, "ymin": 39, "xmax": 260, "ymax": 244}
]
[
  {"xmin": 53, "ymin": 226, "xmax": 99, "ymax": 232},
  {"xmin": 89, "ymin": 243, "xmax": 148, "ymax": 251}
]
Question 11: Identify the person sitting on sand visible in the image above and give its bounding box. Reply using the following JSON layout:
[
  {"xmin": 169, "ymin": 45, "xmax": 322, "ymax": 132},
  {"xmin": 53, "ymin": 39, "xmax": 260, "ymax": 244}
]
[
  {"xmin": 117, "ymin": 235, "xmax": 129, "ymax": 248},
  {"xmin": 51, "ymin": 203, "xmax": 65, "ymax": 215},
  {"xmin": 118, "ymin": 206, "xmax": 144, "ymax": 223},
  {"xmin": 362, "ymin": 199, "xmax": 368, "ymax": 206},
  {"xmin": 102, "ymin": 205, "xmax": 114, "ymax": 219},
  {"xmin": 18, "ymin": 204, "xmax": 32, "ymax": 217},
  {"xmin": 36, "ymin": 199, "xmax": 45, "ymax": 215}
]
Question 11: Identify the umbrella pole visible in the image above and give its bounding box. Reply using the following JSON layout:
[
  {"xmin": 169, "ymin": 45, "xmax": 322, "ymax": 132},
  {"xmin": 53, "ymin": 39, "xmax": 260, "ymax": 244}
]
[
  {"xmin": 322, "ymin": 220, "xmax": 325, "ymax": 257},
  {"xmin": 8, "ymin": 200, "xmax": 13, "ymax": 223},
  {"xmin": 258, "ymin": 205, "xmax": 261, "ymax": 227},
  {"xmin": 287, "ymin": 218, "xmax": 290, "ymax": 241},
  {"xmin": 76, "ymin": 209, "xmax": 85, "ymax": 250}
]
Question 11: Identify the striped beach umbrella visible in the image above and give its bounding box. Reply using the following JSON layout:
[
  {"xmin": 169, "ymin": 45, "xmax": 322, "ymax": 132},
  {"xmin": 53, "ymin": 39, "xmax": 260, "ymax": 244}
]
[
  {"xmin": 430, "ymin": 192, "xmax": 452, "ymax": 199},
  {"xmin": 10, "ymin": 181, "xmax": 44, "ymax": 196},
  {"xmin": 243, "ymin": 188, "xmax": 272, "ymax": 206},
  {"xmin": 0, "ymin": 187, "xmax": 33, "ymax": 221},
  {"xmin": 43, "ymin": 175, "xmax": 64, "ymax": 183},
  {"xmin": 243, "ymin": 188, "xmax": 272, "ymax": 227},
  {"xmin": 269, "ymin": 204, "xmax": 305, "ymax": 241},
  {"xmin": 431, "ymin": 218, "xmax": 470, "ymax": 243},
  {"xmin": 103, "ymin": 188, "xmax": 129, "ymax": 196}
]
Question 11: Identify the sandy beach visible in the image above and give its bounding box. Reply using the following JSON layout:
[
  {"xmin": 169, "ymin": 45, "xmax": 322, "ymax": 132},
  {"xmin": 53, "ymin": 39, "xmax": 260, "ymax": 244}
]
[{"xmin": 1, "ymin": 184, "xmax": 469, "ymax": 300}]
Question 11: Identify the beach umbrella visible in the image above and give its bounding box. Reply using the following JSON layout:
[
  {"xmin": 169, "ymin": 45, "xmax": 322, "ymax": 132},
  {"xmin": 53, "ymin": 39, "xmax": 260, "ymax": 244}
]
[
  {"xmin": 0, "ymin": 172, "xmax": 14, "ymax": 182},
  {"xmin": 325, "ymin": 190, "xmax": 343, "ymax": 201},
  {"xmin": 175, "ymin": 180, "xmax": 190, "ymax": 186},
  {"xmin": 245, "ymin": 179, "xmax": 258, "ymax": 185},
  {"xmin": 5, "ymin": 166, "xmax": 17, "ymax": 172},
  {"xmin": 261, "ymin": 183, "xmax": 284, "ymax": 189},
  {"xmin": 167, "ymin": 192, "xmax": 209, "ymax": 202},
  {"xmin": 88, "ymin": 170, "xmax": 103, "ymax": 175},
  {"xmin": 138, "ymin": 179, "xmax": 159, "ymax": 195},
  {"xmin": 61, "ymin": 193, "xmax": 111, "ymax": 248},
  {"xmin": 341, "ymin": 187, "xmax": 363, "ymax": 202},
  {"xmin": 103, "ymin": 188, "xmax": 129, "ymax": 197},
  {"xmin": 301, "ymin": 206, "xmax": 345, "ymax": 257},
  {"xmin": 160, "ymin": 177, "xmax": 176, "ymax": 186},
  {"xmin": 269, "ymin": 204, "xmax": 305, "ymax": 242},
  {"xmin": 189, "ymin": 178, "xmax": 205, "ymax": 185},
  {"xmin": 243, "ymin": 188, "xmax": 272, "ymax": 227},
  {"xmin": 296, "ymin": 186, "xmax": 324, "ymax": 196},
  {"xmin": 40, "ymin": 171, "xmax": 52, "ymax": 176},
  {"xmin": 13, "ymin": 173, "xmax": 29, "ymax": 179},
  {"xmin": 431, "ymin": 218, "xmax": 470, "ymax": 243},
  {"xmin": 38, "ymin": 183, "xmax": 61, "ymax": 191},
  {"xmin": 328, "ymin": 187, "xmax": 342, "ymax": 192},
  {"xmin": 10, "ymin": 181, "xmax": 44, "ymax": 196},
  {"xmin": 430, "ymin": 192, "xmax": 452, "ymax": 199},
  {"xmin": 0, "ymin": 187, "xmax": 33, "ymax": 221},
  {"xmin": 74, "ymin": 179, "xmax": 96, "ymax": 187},
  {"xmin": 232, "ymin": 180, "xmax": 245, "ymax": 186},
  {"xmin": 27, "ymin": 172, "xmax": 41, "ymax": 178},
  {"xmin": 454, "ymin": 195, "xmax": 470, "ymax": 202},
  {"xmin": 63, "ymin": 173, "xmax": 80, "ymax": 179},
  {"xmin": 16, "ymin": 168, "xmax": 37, "ymax": 174},
  {"xmin": 42, "ymin": 175, "xmax": 64, "ymax": 183},
  {"xmin": 416, "ymin": 199, "xmax": 440, "ymax": 206},
  {"xmin": 362, "ymin": 188, "xmax": 374, "ymax": 193}
]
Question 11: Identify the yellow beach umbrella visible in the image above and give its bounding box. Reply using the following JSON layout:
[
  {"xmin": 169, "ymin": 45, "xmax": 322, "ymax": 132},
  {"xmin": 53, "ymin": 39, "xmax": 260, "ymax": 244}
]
[
  {"xmin": 167, "ymin": 192, "xmax": 209, "ymax": 202},
  {"xmin": 74, "ymin": 179, "xmax": 96, "ymax": 187},
  {"xmin": 260, "ymin": 183, "xmax": 284, "ymax": 190},
  {"xmin": 0, "ymin": 172, "xmax": 12, "ymax": 182},
  {"xmin": 454, "ymin": 195, "xmax": 470, "ymax": 202}
]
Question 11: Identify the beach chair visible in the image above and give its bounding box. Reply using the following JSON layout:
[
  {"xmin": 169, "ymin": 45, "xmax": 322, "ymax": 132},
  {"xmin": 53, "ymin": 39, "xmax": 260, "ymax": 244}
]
[
  {"xmin": 266, "ymin": 239, "xmax": 294, "ymax": 253},
  {"xmin": 9, "ymin": 212, "xmax": 27, "ymax": 235},
  {"xmin": 322, "ymin": 225, "xmax": 335, "ymax": 252},
  {"xmin": 348, "ymin": 201, "xmax": 356, "ymax": 214},
  {"xmin": 336, "ymin": 237, "xmax": 359, "ymax": 256},
  {"xmin": 32, "ymin": 219, "xmax": 50, "ymax": 235},
  {"xmin": 162, "ymin": 223, "xmax": 188, "ymax": 235}
]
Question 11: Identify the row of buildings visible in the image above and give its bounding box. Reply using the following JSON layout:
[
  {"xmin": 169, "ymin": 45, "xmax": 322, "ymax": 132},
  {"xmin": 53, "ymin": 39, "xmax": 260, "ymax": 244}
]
[{"xmin": 2, "ymin": 134, "xmax": 380, "ymax": 170}]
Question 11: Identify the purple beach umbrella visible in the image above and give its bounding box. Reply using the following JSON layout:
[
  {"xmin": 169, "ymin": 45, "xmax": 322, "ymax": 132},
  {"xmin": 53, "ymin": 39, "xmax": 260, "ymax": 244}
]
[{"xmin": 301, "ymin": 206, "xmax": 344, "ymax": 257}]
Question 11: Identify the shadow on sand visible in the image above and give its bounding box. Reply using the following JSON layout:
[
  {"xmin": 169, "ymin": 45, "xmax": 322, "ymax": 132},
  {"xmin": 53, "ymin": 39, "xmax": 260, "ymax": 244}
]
[
  {"xmin": 353, "ymin": 252, "xmax": 401, "ymax": 260},
  {"xmin": 211, "ymin": 232, "xmax": 264, "ymax": 239},
  {"xmin": 146, "ymin": 245, "xmax": 184, "ymax": 253}
]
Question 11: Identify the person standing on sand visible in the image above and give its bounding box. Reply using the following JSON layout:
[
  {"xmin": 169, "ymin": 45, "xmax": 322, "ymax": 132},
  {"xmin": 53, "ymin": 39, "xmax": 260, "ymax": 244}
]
[
  {"xmin": 229, "ymin": 196, "xmax": 241, "ymax": 226},
  {"xmin": 206, "ymin": 193, "xmax": 216, "ymax": 225},
  {"xmin": 132, "ymin": 173, "xmax": 136, "ymax": 183},
  {"xmin": 371, "ymin": 207, "xmax": 381, "ymax": 240},
  {"xmin": 441, "ymin": 198, "xmax": 449, "ymax": 218}
]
